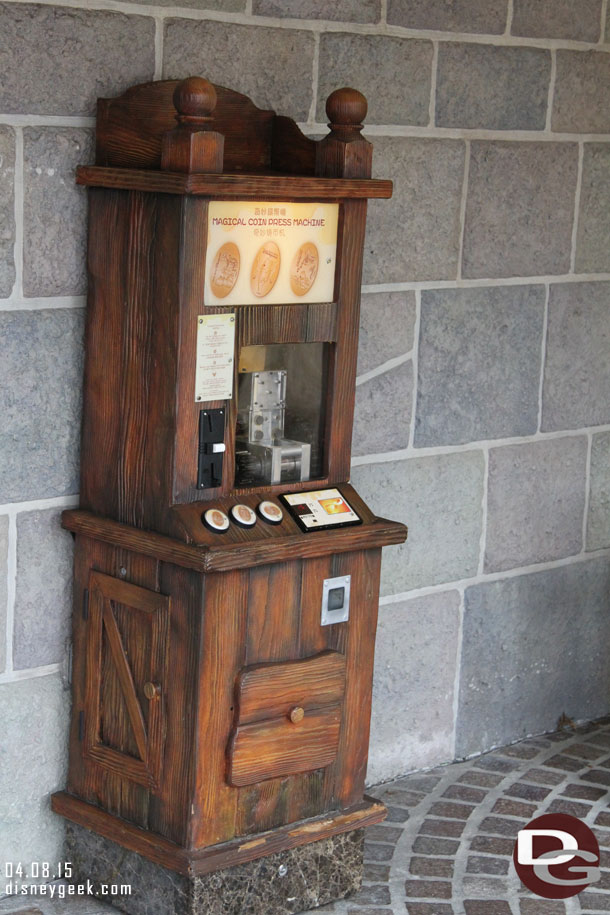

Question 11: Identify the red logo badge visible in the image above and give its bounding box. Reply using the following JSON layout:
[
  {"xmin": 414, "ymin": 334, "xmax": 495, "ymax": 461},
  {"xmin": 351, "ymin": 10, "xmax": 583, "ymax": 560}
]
[{"xmin": 513, "ymin": 813, "xmax": 600, "ymax": 899}]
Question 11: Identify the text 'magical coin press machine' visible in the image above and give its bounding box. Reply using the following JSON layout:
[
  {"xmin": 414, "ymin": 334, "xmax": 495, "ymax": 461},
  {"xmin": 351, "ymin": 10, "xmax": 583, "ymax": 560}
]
[{"xmin": 52, "ymin": 76, "xmax": 407, "ymax": 915}]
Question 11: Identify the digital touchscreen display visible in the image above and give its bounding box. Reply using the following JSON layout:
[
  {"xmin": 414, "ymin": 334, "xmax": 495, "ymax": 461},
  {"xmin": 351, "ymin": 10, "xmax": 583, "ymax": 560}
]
[{"xmin": 281, "ymin": 488, "xmax": 362, "ymax": 532}]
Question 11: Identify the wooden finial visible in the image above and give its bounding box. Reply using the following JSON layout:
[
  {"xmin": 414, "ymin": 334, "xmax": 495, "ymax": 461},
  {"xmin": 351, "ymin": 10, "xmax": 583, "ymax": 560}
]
[
  {"xmin": 326, "ymin": 88, "xmax": 368, "ymax": 132},
  {"xmin": 161, "ymin": 77, "xmax": 224, "ymax": 174},
  {"xmin": 173, "ymin": 77, "xmax": 217, "ymax": 123},
  {"xmin": 316, "ymin": 87, "xmax": 372, "ymax": 179}
]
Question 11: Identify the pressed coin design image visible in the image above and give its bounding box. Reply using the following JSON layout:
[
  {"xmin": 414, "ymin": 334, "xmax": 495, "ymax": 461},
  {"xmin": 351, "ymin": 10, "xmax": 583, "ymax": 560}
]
[
  {"xmin": 202, "ymin": 508, "xmax": 230, "ymax": 532},
  {"xmin": 210, "ymin": 242, "xmax": 240, "ymax": 299},
  {"xmin": 290, "ymin": 242, "xmax": 319, "ymax": 296},
  {"xmin": 250, "ymin": 241, "xmax": 281, "ymax": 298},
  {"xmin": 258, "ymin": 500, "xmax": 283, "ymax": 524},
  {"xmin": 230, "ymin": 504, "xmax": 257, "ymax": 527}
]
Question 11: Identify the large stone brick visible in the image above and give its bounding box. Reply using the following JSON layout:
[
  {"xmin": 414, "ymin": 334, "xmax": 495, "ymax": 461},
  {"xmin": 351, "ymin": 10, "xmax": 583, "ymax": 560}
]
[
  {"xmin": 387, "ymin": 0, "xmax": 507, "ymax": 34},
  {"xmin": 512, "ymin": 0, "xmax": 603, "ymax": 41},
  {"xmin": 415, "ymin": 285, "xmax": 544, "ymax": 447},
  {"xmin": 23, "ymin": 128, "xmax": 94, "ymax": 297},
  {"xmin": 0, "ymin": 309, "xmax": 84, "ymax": 503},
  {"xmin": 588, "ymin": 431, "xmax": 610, "ymax": 551},
  {"xmin": 435, "ymin": 44, "xmax": 550, "ymax": 131},
  {"xmin": 364, "ymin": 137, "xmax": 465, "ymax": 284},
  {"xmin": 368, "ymin": 591, "xmax": 461, "ymax": 783},
  {"xmin": 0, "ymin": 675, "xmax": 69, "ymax": 876},
  {"xmin": 485, "ymin": 438, "xmax": 587, "ymax": 572},
  {"xmin": 0, "ymin": 126, "xmax": 15, "ymax": 298},
  {"xmin": 14, "ymin": 509, "xmax": 73, "ymax": 670},
  {"xmin": 541, "ymin": 282, "xmax": 610, "ymax": 431},
  {"xmin": 553, "ymin": 51, "xmax": 610, "ymax": 134},
  {"xmin": 358, "ymin": 291, "xmax": 416, "ymax": 375},
  {"xmin": 0, "ymin": 515, "xmax": 7, "ymax": 674},
  {"xmin": 253, "ymin": 0, "xmax": 380, "ymax": 21},
  {"xmin": 456, "ymin": 558, "xmax": 610, "ymax": 757},
  {"xmin": 352, "ymin": 362, "xmax": 412, "ymax": 457},
  {"xmin": 575, "ymin": 144, "xmax": 610, "ymax": 274},
  {"xmin": 351, "ymin": 451, "xmax": 484, "ymax": 594},
  {"xmin": 462, "ymin": 142, "xmax": 578, "ymax": 279},
  {"xmin": 317, "ymin": 33, "xmax": 432, "ymax": 125},
  {"xmin": 0, "ymin": 3, "xmax": 154, "ymax": 116},
  {"xmin": 163, "ymin": 20, "xmax": 315, "ymax": 121}
]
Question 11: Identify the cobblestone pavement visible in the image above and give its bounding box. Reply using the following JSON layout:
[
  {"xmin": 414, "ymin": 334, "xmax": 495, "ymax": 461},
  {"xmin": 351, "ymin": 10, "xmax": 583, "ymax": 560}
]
[{"xmin": 1, "ymin": 720, "xmax": 609, "ymax": 915}]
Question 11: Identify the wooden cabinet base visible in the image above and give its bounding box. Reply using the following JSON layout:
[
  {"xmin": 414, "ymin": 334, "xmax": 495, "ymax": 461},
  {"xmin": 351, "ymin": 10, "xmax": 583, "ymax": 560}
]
[{"xmin": 52, "ymin": 790, "xmax": 385, "ymax": 877}]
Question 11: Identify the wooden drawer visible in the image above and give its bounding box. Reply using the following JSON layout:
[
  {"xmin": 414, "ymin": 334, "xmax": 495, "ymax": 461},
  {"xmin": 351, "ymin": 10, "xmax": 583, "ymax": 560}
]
[{"xmin": 227, "ymin": 650, "xmax": 345, "ymax": 787}]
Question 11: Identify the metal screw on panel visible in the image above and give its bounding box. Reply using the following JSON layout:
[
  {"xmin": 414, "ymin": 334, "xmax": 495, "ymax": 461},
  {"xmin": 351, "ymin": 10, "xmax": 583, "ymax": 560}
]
[
  {"xmin": 278, "ymin": 865, "xmax": 288, "ymax": 878},
  {"xmin": 119, "ymin": 567, "xmax": 127, "ymax": 578}
]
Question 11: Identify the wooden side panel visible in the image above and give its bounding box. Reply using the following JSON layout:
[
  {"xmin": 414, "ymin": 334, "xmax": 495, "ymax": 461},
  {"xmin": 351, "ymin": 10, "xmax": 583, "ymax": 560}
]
[
  {"xmin": 190, "ymin": 569, "xmax": 249, "ymax": 848},
  {"xmin": 332, "ymin": 549, "xmax": 382, "ymax": 807},
  {"xmin": 79, "ymin": 190, "xmax": 183, "ymax": 536},
  {"xmin": 229, "ymin": 706, "xmax": 341, "ymax": 787}
]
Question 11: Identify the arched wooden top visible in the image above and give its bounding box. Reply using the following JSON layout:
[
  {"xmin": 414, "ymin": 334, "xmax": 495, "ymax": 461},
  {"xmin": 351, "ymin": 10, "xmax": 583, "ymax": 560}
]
[{"xmin": 95, "ymin": 78, "xmax": 317, "ymax": 176}]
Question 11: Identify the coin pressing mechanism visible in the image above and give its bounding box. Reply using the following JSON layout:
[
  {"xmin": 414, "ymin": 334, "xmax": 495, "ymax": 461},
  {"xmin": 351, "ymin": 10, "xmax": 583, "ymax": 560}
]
[{"xmin": 52, "ymin": 76, "xmax": 407, "ymax": 915}]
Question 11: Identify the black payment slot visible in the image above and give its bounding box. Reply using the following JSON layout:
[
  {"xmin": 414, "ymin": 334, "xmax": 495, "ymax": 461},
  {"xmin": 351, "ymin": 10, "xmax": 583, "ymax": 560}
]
[{"xmin": 197, "ymin": 408, "xmax": 226, "ymax": 489}]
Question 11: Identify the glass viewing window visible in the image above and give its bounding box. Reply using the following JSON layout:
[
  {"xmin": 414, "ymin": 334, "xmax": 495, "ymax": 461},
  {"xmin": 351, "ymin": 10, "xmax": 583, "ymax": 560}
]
[{"xmin": 235, "ymin": 342, "xmax": 330, "ymax": 488}]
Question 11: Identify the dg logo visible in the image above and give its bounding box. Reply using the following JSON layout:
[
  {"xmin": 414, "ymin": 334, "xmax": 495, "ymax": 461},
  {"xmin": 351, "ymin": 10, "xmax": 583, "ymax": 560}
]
[{"xmin": 513, "ymin": 813, "xmax": 601, "ymax": 899}]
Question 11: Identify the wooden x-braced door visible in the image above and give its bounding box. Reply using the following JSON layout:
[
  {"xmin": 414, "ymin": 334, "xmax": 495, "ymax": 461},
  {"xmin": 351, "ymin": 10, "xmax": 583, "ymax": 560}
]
[{"xmin": 83, "ymin": 570, "xmax": 170, "ymax": 790}]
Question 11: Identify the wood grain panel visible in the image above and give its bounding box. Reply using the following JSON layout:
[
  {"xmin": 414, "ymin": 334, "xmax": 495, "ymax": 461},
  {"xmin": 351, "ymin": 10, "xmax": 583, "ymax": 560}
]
[
  {"xmin": 235, "ymin": 651, "xmax": 345, "ymax": 725},
  {"xmin": 229, "ymin": 706, "xmax": 341, "ymax": 787}
]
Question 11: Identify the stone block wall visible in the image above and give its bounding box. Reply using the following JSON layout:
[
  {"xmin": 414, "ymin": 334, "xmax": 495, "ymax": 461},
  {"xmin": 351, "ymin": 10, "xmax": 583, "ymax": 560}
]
[{"xmin": 0, "ymin": 0, "xmax": 609, "ymax": 870}]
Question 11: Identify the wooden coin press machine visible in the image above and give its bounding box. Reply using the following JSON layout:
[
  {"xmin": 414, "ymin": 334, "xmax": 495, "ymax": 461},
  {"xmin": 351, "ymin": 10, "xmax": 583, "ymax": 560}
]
[{"xmin": 52, "ymin": 76, "xmax": 407, "ymax": 915}]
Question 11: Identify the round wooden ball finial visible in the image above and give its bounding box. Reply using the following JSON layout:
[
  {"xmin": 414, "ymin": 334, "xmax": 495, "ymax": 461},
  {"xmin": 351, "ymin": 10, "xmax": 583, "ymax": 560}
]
[
  {"xmin": 325, "ymin": 87, "xmax": 368, "ymax": 129},
  {"xmin": 173, "ymin": 76, "xmax": 217, "ymax": 122}
]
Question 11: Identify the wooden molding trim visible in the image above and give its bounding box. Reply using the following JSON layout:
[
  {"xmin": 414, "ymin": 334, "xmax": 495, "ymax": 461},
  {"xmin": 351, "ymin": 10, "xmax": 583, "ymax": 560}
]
[
  {"xmin": 76, "ymin": 166, "xmax": 393, "ymax": 200},
  {"xmin": 61, "ymin": 509, "xmax": 407, "ymax": 573},
  {"xmin": 51, "ymin": 791, "xmax": 386, "ymax": 876}
]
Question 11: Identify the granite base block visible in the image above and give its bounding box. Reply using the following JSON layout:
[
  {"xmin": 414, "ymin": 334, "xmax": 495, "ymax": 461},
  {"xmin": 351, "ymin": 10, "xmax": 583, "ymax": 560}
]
[{"xmin": 64, "ymin": 821, "xmax": 364, "ymax": 915}]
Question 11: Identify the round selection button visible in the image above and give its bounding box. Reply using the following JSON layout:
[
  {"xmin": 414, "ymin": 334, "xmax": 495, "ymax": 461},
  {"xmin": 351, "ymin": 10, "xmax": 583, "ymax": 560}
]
[
  {"xmin": 202, "ymin": 508, "xmax": 230, "ymax": 533},
  {"xmin": 257, "ymin": 500, "xmax": 283, "ymax": 525},
  {"xmin": 230, "ymin": 504, "xmax": 257, "ymax": 528}
]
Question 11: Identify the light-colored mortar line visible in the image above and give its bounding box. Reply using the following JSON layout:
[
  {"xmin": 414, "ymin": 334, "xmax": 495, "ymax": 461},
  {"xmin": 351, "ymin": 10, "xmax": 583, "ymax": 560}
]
[
  {"xmin": 0, "ymin": 494, "xmax": 78, "ymax": 515},
  {"xmin": 245, "ymin": 0, "xmax": 252, "ymax": 14},
  {"xmin": 545, "ymin": 47, "xmax": 557, "ymax": 132},
  {"xmin": 3, "ymin": 513, "xmax": 17, "ymax": 676},
  {"xmin": 601, "ymin": 0, "xmax": 609, "ymax": 43},
  {"xmin": 0, "ymin": 115, "xmax": 96, "ymax": 128},
  {"xmin": 570, "ymin": 141, "xmax": 585, "ymax": 273},
  {"xmin": 450, "ymin": 587, "xmax": 466, "ymax": 762},
  {"xmin": 307, "ymin": 31, "xmax": 320, "ymax": 128},
  {"xmin": 582, "ymin": 430, "xmax": 594, "ymax": 552},
  {"xmin": 361, "ymin": 273, "xmax": 610, "ymax": 294},
  {"xmin": 352, "ymin": 422, "xmax": 610, "ymax": 467},
  {"xmin": 0, "ymin": 662, "xmax": 62, "ymax": 686},
  {"xmin": 153, "ymin": 17, "xmax": 163, "ymax": 81},
  {"xmin": 355, "ymin": 350, "xmax": 412, "ymax": 386},
  {"xmin": 0, "ymin": 295, "xmax": 85, "ymax": 312},
  {"xmin": 427, "ymin": 40, "xmax": 439, "ymax": 128},
  {"xmin": 406, "ymin": 289, "xmax": 421, "ymax": 450},
  {"xmin": 13, "ymin": 128, "xmax": 23, "ymax": 300},
  {"xmin": 379, "ymin": 0, "xmax": 387, "ymax": 26},
  {"xmin": 505, "ymin": 0, "xmax": 514, "ymax": 36},
  {"xmin": 5, "ymin": 0, "xmax": 610, "ymax": 53},
  {"xmin": 536, "ymin": 283, "xmax": 550, "ymax": 433},
  {"xmin": 311, "ymin": 122, "xmax": 610, "ymax": 142},
  {"xmin": 476, "ymin": 446, "xmax": 489, "ymax": 577},
  {"xmin": 376, "ymin": 544, "xmax": 610, "ymax": 607},
  {"xmin": 456, "ymin": 139, "xmax": 471, "ymax": 281}
]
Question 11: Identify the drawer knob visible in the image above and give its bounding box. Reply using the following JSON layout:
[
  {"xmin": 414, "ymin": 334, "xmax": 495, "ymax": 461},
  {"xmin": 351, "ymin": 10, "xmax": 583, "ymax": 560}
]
[
  {"xmin": 144, "ymin": 681, "xmax": 162, "ymax": 700},
  {"xmin": 289, "ymin": 706, "xmax": 305, "ymax": 724}
]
